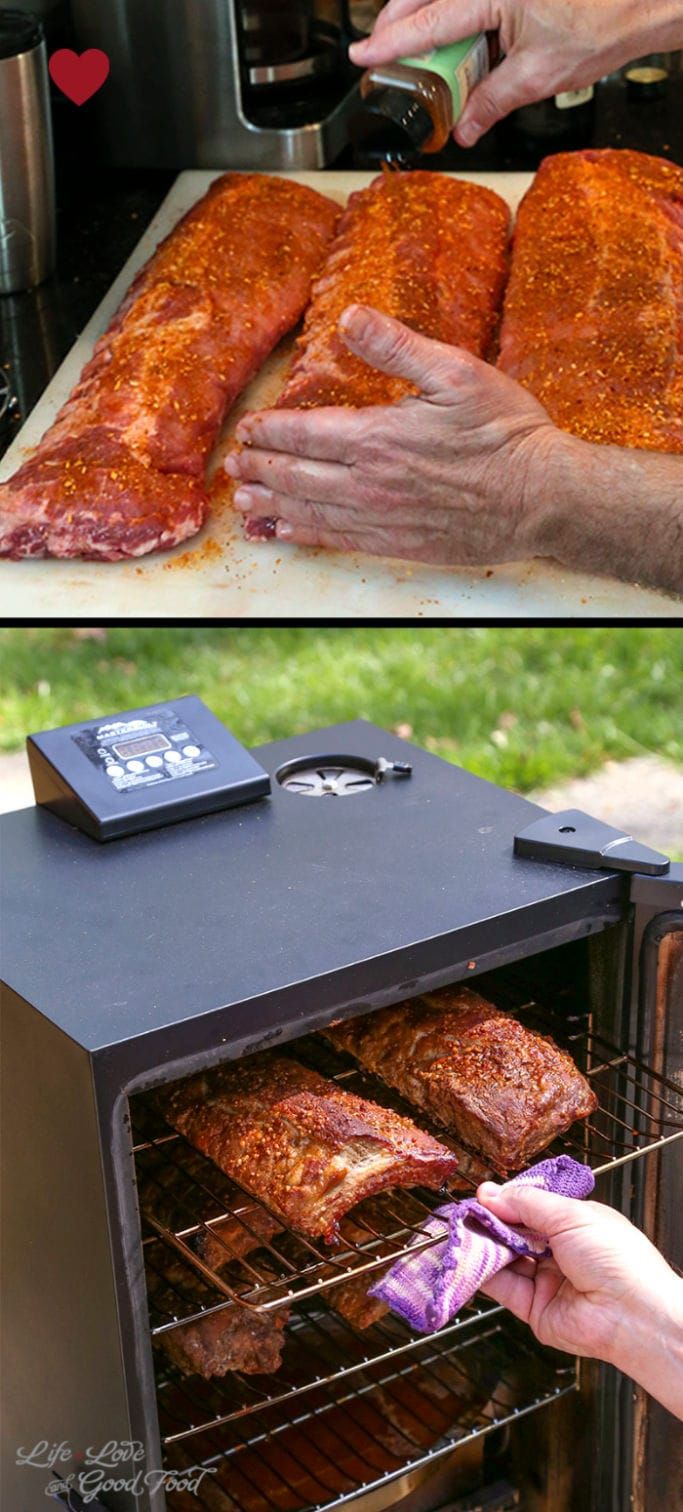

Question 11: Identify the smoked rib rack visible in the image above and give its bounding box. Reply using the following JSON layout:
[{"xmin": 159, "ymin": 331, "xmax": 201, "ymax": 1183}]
[{"xmin": 133, "ymin": 987, "xmax": 683, "ymax": 1322}]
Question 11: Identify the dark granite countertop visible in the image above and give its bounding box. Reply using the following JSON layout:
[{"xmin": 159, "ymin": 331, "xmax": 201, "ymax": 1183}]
[{"xmin": 1, "ymin": 72, "xmax": 682, "ymax": 461}]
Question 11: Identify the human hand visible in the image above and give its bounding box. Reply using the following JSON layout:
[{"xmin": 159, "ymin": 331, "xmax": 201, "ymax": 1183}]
[
  {"xmin": 227, "ymin": 304, "xmax": 558, "ymax": 567},
  {"xmin": 475, "ymin": 1179, "xmax": 683, "ymax": 1403},
  {"xmin": 349, "ymin": 0, "xmax": 682, "ymax": 145}
]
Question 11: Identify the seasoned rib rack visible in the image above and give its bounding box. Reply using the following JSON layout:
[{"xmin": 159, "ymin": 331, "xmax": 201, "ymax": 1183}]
[
  {"xmin": 0, "ymin": 173, "xmax": 340, "ymax": 560},
  {"xmin": 497, "ymin": 148, "xmax": 683, "ymax": 452}
]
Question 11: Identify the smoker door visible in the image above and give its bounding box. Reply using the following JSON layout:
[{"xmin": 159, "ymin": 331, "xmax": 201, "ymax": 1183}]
[{"xmin": 628, "ymin": 872, "xmax": 683, "ymax": 1512}]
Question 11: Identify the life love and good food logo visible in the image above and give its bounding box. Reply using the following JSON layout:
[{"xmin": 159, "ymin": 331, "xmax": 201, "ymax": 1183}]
[
  {"xmin": 48, "ymin": 48, "xmax": 110, "ymax": 105},
  {"xmin": 16, "ymin": 1440, "xmax": 217, "ymax": 1505}
]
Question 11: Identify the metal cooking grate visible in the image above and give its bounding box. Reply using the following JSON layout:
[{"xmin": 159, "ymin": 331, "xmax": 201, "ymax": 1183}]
[
  {"xmin": 152, "ymin": 1287, "xmax": 502, "ymax": 1445},
  {"xmin": 161, "ymin": 1322, "xmax": 577, "ymax": 1512},
  {"xmin": 132, "ymin": 999, "xmax": 683, "ymax": 1324}
]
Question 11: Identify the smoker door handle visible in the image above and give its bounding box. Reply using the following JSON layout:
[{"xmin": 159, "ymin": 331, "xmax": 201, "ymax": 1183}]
[{"xmin": 513, "ymin": 808, "xmax": 670, "ymax": 876}]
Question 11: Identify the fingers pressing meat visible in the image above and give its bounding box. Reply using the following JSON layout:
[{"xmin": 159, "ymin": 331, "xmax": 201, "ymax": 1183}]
[{"xmin": 275, "ymin": 170, "xmax": 510, "ymax": 410}]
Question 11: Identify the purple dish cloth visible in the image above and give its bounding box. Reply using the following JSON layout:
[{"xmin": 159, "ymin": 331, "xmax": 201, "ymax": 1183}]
[{"xmin": 368, "ymin": 1154, "xmax": 594, "ymax": 1333}]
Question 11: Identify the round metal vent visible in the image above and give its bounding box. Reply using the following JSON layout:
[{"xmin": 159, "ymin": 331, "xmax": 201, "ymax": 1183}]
[{"xmin": 276, "ymin": 752, "xmax": 412, "ymax": 796}]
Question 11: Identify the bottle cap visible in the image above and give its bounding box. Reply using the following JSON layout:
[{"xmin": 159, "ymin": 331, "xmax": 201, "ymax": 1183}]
[
  {"xmin": 359, "ymin": 84, "xmax": 434, "ymax": 151},
  {"xmin": 0, "ymin": 10, "xmax": 43, "ymax": 60}
]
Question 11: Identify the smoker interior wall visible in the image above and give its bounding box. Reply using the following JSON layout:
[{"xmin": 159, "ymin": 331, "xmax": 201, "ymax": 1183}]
[
  {"xmin": 0, "ymin": 985, "xmax": 132, "ymax": 1512},
  {"xmin": 507, "ymin": 1390, "xmax": 587, "ymax": 1508}
]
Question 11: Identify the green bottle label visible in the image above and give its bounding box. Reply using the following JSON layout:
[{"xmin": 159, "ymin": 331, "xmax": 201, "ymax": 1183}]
[{"xmin": 400, "ymin": 35, "xmax": 489, "ymax": 120}]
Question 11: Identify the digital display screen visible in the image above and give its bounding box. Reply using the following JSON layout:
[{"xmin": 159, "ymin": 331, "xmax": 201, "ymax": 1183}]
[{"xmin": 112, "ymin": 733, "xmax": 171, "ymax": 760}]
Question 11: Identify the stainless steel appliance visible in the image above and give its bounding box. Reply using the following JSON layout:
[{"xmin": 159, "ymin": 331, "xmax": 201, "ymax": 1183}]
[
  {"xmin": 2, "ymin": 718, "xmax": 681, "ymax": 1512},
  {"xmin": 68, "ymin": 0, "xmax": 363, "ymax": 168},
  {"xmin": 0, "ymin": 10, "xmax": 56, "ymax": 293}
]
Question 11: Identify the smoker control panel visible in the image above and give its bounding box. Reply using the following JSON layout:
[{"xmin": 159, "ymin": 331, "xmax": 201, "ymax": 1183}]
[
  {"xmin": 73, "ymin": 707, "xmax": 217, "ymax": 793},
  {"xmin": 27, "ymin": 695, "xmax": 271, "ymax": 842}
]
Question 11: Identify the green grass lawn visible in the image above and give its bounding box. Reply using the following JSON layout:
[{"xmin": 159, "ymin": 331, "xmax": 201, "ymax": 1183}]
[{"xmin": 0, "ymin": 627, "xmax": 680, "ymax": 793}]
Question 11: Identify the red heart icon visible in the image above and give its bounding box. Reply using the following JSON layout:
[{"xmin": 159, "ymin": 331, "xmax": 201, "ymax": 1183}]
[{"xmin": 49, "ymin": 48, "xmax": 110, "ymax": 106}]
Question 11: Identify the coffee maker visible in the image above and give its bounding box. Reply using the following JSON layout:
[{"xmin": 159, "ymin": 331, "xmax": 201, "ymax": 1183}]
[{"xmin": 69, "ymin": 0, "xmax": 366, "ymax": 168}]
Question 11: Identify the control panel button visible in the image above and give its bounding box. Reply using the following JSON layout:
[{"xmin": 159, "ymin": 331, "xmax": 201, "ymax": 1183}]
[
  {"xmin": 146, "ymin": 755, "xmax": 164, "ymax": 767},
  {"xmin": 127, "ymin": 760, "xmax": 145, "ymax": 773},
  {"xmin": 108, "ymin": 764, "xmax": 124, "ymax": 778},
  {"xmin": 165, "ymin": 750, "xmax": 182, "ymax": 764},
  {"xmin": 183, "ymin": 744, "xmax": 200, "ymax": 758}
]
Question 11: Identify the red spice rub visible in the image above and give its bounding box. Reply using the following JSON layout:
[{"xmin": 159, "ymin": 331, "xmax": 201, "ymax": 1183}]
[
  {"xmin": 275, "ymin": 170, "xmax": 510, "ymax": 409},
  {"xmin": 328, "ymin": 987, "xmax": 597, "ymax": 1172},
  {"xmin": 497, "ymin": 148, "xmax": 683, "ymax": 452},
  {"xmin": 0, "ymin": 173, "xmax": 340, "ymax": 559},
  {"xmin": 160, "ymin": 1055, "xmax": 457, "ymax": 1244}
]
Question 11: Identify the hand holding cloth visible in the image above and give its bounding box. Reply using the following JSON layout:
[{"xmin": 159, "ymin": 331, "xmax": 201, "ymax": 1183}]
[{"xmin": 369, "ymin": 1154, "xmax": 595, "ymax": 1332}]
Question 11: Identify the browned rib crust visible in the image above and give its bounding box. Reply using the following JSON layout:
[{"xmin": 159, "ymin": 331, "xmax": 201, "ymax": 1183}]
[
  {"xmin": 163, "ymin": 1302, "xmax": 288, "ymax": 1379},
  {"xmin": 328, "ymin": 988, "xmax": 597, "ymax": 1172},
  {"xmin": 149, "ymin": 1248, "xmax": 289, "ymax": 1379},
  {"xmin": 160, "ymin": 1054, "xmax": 457, "ymax": 1244},
  {"xmin": 328, "ymin": 1267, "xmax": 389, "ymax": 1330}
]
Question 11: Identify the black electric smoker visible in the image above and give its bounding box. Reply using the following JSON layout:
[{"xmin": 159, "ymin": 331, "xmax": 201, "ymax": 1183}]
[{"xmin": 2, "ymin": 706, "xmax": 681, "ymax": 1512}]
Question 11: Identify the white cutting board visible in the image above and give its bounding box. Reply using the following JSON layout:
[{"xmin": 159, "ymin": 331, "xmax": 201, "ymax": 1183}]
[{"xmin": 1, "ymin": 170, "xmax": 679, "ymax": 619}]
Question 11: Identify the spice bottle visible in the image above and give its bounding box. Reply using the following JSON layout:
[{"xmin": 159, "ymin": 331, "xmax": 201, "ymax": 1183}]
[{"xmin": 358, "ymin": 36, "xmax": 490, "ymax": 155}]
